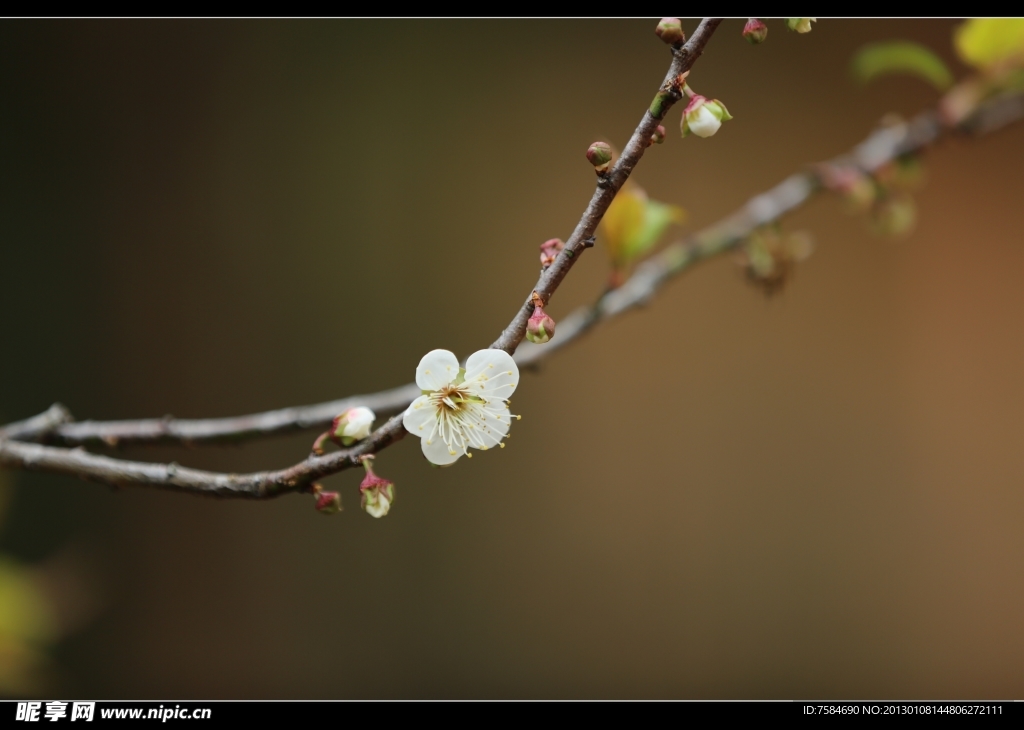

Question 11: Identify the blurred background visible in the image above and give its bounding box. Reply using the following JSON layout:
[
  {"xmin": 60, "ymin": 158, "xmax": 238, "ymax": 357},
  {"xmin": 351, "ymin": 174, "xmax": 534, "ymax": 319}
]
[{"xmin": 0, "ymin": 19, "xmax": 1022, "ymax": 699}]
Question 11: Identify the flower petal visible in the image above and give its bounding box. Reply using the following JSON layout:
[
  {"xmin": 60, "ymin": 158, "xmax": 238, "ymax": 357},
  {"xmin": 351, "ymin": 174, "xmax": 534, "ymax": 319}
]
[
  {"xmin": 402, "ymin": 395, "xmax": 437, "ymax": 435},
  {"xmin": 464, "ymin": 402, "xmax": 511, "ymax": 449},
  {"xmin": 421, "ymin": 432, "xmax": 465, "ymax": 466},
  {"xmin": 416, "ymin": 349, "xmax": 460, "ymax": 391},
  {"xmin": 464, "ymin": 348, "xmax": 519, "ymax": 398},
  {"xmin": 687, "ymin": 105, "xmax": 722, "ymax": 138}
]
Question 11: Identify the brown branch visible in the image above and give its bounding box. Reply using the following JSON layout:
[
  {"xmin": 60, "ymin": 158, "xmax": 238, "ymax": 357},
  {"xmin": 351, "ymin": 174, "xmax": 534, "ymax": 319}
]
[
  {"xmin": 19, "ymin": 384, "xmax": 421, "ymax": 448},
  {"xmin": 0, "ymin": 414, "xmax": 407, "ymax": 498},
  {"xmin": 489, "ymin": 18, "xmax": 723, "ymax": 355}
]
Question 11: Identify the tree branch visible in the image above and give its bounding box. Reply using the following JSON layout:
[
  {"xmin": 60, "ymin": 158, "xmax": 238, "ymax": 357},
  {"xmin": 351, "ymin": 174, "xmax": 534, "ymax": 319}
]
[
  {"xmin": 3, "ymin": 30, "xmax": 1023, "ymax": 498},
  {"xmin": 0, "ymin": 414, "xmax": 407, "ymax": 499},
  {"xmin": 2, "ymin": 19, "xmax": 724, "ymax": 452},
  {"xmin": 489, "ymin": 18, "xmax": 722, "ymax": 354}
]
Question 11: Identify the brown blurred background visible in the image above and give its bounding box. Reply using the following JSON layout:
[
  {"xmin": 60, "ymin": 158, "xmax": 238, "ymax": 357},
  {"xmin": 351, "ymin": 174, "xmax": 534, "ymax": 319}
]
[{"xmin": 1, "ymin": 19, "xmax": 1022, "ymax": 699}]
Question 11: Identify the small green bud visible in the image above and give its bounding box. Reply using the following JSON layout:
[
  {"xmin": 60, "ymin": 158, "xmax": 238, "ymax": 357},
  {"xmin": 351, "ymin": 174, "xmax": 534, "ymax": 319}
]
[
  {"xmin": 655, "ymin": 18, "xmax": 685, "ymax": 46},
  {"xmin": 651, "ymin": 124, "xmax": 666, "ymax": 145},
  {"xmin": 787, "ymin": 18, "xmax": 816, "ymax": 33},
  {"xmin": 586, "ymin": 142, "xmax": 613, "ymax": 174},
  {"xmin": 870, "ymin": 194, "xmax": 916, "ymax": 237}
]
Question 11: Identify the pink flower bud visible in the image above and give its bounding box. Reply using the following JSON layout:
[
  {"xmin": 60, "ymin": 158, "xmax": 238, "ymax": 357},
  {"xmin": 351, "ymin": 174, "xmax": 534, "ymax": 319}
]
[
  {"xmin": 742, "ymin": 19, "xmax": 768, "ymax": 44},
  {"xmin": 650, "ymin": 124, "xmax": 667, "ymax": 145},
  {"xmin": 586, "ymin": 142, "xmax": 613, "ymax": 174},
  {"xmin": 526, "ymin": 294, "xmax": 556, "ymax": 345},
  {"xmin": 315, "ymin": 490, "xmax": 342, "ymax": 515},
  {"xmin": 655, "ymin": 18, "xmax": 685, "ymax": 46},
  {"xmin": 331, "ymin": 407, "xmax": 375, "ymax": 446},
  {"xmin": 359, "ymin": 457, "xmax": 395, "ymax": 518},
  {"xmin": 539, "ymin": 238, "xmax": 565, "ymax": 268}
]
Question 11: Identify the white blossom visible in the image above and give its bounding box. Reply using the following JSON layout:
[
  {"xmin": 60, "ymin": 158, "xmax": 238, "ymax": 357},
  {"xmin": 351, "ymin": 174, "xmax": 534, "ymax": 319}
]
[
  {"xmin": 402, "ymin": 348, "xmax": 519, "ymax": 465},
  {"xmin": 680, "ymin": 95, "xmax": 733, "ymax": 139},
  {"xmin": 334, "ymin": 406, "xmax": 375, "ymax": 445}
]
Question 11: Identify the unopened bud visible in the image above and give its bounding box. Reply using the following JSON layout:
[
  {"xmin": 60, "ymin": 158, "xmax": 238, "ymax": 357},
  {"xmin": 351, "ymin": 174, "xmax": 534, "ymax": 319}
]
[
  {"xmin": 787, "ymin": 18, "xmax": 816, "ymax": 34},
  {"xmin": 331, "ymin": 407, "xmax": 375, "ymax": 447},
  {"xmin": 870, "ymin": 194, "xmax": 916, "ymax": 237},
  {"xmin": 742, "ymin": 18, "xmax": 768, "ymax": 44},
  {"xmin": 359, "ymin": 456, "xmax": 395, "ymax": 519},
  {"xmin": 650, "ymin": 125, "xmax": 666, "ymax": 145},
  {"xmin": 821, "ymin": 166, "xmax": 877, "ymax": 213},
  {"xmin": 586, "ymin": 142, "xmax": 613, "ymax": 174},
  {"xmin": 539, "ymin": 238, "xmax": 564, "ymax": 268},
  {"xmin": 526, "ymin": 295, "xmax": 556, "ymax": 345},
  {"xmin": 680, "ymin": 95, "xmax": 733, "ymax": 139},
  {"xmin": 737, "ymin": 228, "xmax": 814, "ymax": 296},
  {"xmin": 315, "ymin": 490, "xmax": 342, "ymax": 515},
  {"xmin": 655, "ymin": 18, "xmax": 685, "ymax": 46}
]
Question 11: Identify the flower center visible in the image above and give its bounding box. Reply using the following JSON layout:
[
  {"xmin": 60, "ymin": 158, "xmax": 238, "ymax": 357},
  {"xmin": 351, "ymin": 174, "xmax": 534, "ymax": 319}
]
[{"xmin": 433, "ymin": 383, "xmax": 482, "ymax": 413}]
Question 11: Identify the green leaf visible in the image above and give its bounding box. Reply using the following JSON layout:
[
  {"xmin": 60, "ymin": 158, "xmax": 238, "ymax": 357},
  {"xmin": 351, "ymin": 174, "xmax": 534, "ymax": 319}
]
[
  {"xmin": 955, "ymin": 18, "xmax": 1024, "ymax": 71},
  {"xmin": 851, "ymin": 41, "xmax": 953, "ymax": 91},
  {"xmin": 623, "ymin": 199, "xmax": 685, "ymax": 261}
]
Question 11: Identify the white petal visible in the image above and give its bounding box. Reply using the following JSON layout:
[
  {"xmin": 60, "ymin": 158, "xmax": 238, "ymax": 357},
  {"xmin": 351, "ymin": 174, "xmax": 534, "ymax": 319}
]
[
  {"xmin": 688, "ymin": 105, "xmax": 721, "ymax": 138},
  {"xmin": 464, "ymin": 348, "xmax": 519, "ymax": 398},
  {"xmin": 364, "ymin": 492, "xmax": 391, "ymax": 518},
  {"xmin": 415, "ymin": 349, "xmax": 460, "ymax": 392},
  {"xmin": 403, "ymin": 395, "xmax": 437, "ymax": 434},
  {"xmin": 421, "ymin": 433, "xmax": 465, "ymax": 465},
  {"xmin": 342, "ymin": 407, "xmax": 376, "ymax": 439},
  {"xmin": 465, "ymin": 402, "xmax": 511, "ymax": 449}
]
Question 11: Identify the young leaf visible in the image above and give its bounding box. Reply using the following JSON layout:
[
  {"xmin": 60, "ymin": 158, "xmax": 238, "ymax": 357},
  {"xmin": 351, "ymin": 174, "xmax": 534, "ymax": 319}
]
[
  {"xmin": 851, "ymin": 40, "xmax": 953, "ymax": 91},
  {"xmin": 600, "ymin": 182, "xmax": 684, "ymax": 269},
  {"xmin": 955, "ymin": 18, "xmax": 1024, "ymax": 71}
]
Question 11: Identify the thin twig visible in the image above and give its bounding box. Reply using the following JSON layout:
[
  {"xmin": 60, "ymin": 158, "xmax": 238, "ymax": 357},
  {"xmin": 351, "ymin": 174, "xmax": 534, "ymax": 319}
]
[
  {"xmin": 489, "ymin": 18, "xmax": 722, "ymax": 354},
  {"xmin": 0, "ymin": 415, "xmax": 407, "ymax": 498}
]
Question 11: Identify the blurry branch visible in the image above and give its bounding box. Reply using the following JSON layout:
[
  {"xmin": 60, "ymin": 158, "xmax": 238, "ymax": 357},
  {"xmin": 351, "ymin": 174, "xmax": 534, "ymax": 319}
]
[{"xmin": 523, "ymin": 92, "xmax": 1024, "ymax": 359}]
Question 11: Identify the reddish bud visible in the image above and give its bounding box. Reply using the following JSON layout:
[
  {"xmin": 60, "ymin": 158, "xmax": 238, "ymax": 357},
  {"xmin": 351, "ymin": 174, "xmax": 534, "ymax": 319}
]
[
  {"xmin": 526, "ymin": 292, "xmax": 556, "ymax": 344},
  {"xmin": 359, "ymin": 457, "xmax": 395, "ymax": 518},
  {"xmin": 742, "ymin": 18, "xmax": 768, "ymax": 44},
  {"xmin": 315, "ymin": 491, "xmax": 342, "ymax": 515},
  {"xmin": 586, "ymin": 142, "xmax": 613, "ymax": 174},
  {"xmin": 651, "ymin": 125, "xmax": 666, "ymax": 145},
  {"xmin": 655, "ymin": 18, "xmax": 685, "ymax": 46},
  {"xmin": 539, "ymin": 238, "xmax": 565, "ymax": 268}
]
